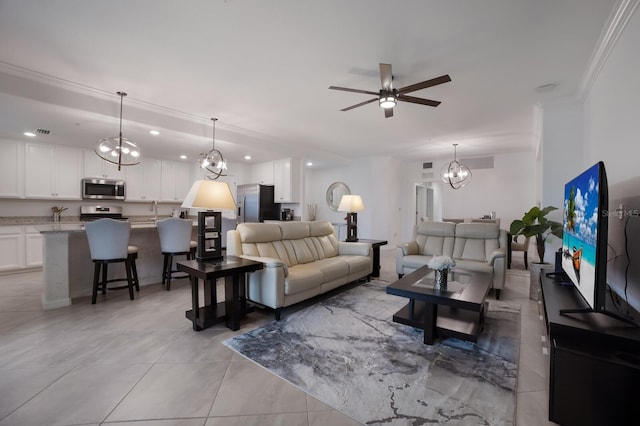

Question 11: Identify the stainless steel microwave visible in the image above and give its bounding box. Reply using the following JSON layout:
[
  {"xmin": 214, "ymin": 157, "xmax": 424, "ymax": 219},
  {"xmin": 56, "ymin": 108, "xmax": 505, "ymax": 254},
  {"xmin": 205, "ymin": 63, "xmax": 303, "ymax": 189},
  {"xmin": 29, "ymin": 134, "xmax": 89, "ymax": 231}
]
[{"xmin": 81, "ymin": 178, "xmax": 126, "ymax": 200}]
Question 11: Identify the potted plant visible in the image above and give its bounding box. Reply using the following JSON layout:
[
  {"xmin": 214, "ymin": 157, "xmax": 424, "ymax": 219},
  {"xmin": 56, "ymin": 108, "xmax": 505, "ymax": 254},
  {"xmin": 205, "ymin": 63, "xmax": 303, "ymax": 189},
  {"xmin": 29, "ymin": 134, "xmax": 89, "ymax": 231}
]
[
  {"xmin": 510, "ymin": 205, "xmax": 563, "ymax": 264},
  {"xmin": 510, "ymin": 206, "xmax": 563, "ymax": 300}
]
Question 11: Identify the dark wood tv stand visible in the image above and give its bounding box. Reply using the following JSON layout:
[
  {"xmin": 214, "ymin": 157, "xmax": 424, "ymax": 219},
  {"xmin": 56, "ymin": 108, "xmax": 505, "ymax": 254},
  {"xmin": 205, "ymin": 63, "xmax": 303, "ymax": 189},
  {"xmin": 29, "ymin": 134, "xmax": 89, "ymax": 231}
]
[{"xmin": 540, "ymin": 271, "xmax": 640, "ymax": 426}]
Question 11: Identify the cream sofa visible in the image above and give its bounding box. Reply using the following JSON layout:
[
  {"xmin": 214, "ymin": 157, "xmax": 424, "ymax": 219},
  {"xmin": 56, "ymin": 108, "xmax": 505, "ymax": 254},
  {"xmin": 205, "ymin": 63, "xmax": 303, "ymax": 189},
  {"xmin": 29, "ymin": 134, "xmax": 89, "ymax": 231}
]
[
  {"xmin": 396, "ymin": 221, "xmax": 507, "ymax": 298},
  {"xmin": 227, "ymin": 221, "xmax": 372, "ymax": 319}
]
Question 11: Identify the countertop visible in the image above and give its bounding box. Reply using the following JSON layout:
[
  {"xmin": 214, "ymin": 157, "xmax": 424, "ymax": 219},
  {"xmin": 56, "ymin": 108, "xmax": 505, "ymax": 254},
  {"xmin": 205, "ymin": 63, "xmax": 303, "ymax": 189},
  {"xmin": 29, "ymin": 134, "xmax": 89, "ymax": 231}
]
[{"xmin": 0, "ymin": 216, "xmax": 198, "ymax": 233}]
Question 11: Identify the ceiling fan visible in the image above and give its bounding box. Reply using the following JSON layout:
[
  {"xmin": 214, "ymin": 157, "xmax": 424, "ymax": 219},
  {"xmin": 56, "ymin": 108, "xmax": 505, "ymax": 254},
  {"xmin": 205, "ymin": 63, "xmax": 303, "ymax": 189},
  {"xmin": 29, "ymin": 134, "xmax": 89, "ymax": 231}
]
[{"xmin": 329, "ymin": 63, "xmax": 451, "ymax": 118}]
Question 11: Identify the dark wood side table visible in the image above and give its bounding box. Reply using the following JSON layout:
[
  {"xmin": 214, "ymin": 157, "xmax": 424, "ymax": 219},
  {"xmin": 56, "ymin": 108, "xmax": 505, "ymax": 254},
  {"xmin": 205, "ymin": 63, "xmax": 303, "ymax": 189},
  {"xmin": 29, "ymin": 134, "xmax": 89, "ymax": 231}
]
[
  {"xmin": 177, "ymin": 256, "xmax": 263, "ymax": 331},
  {"xmin": 351, "ymin": 238, "xmax": 388, "ymax": 277}
]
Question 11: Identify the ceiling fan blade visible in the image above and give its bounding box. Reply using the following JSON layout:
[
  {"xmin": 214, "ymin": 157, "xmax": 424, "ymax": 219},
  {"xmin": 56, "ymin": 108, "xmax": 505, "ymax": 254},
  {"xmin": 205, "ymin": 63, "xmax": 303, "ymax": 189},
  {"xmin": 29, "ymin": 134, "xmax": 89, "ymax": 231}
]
[
  {"xmin": 329, "ymin": 86, "xmax": 379, "ymax": 96},
  {"xmin": 379, "ymin": 63, "xmax": 393, "ymax": 90},
  {"xmin": 397, "ymin": 74, "xmax": 451, "ymax": 95},
  {"xmin": 340, "ymin": 98, "xmax": 378, "ymax": 112},
  {"xmin": 384, "ymin": 108, "xmax": 394, "ymax": 118},
  {"xmin": 398, "ymin": 94, "xmax": 441, "ymax": 107}
]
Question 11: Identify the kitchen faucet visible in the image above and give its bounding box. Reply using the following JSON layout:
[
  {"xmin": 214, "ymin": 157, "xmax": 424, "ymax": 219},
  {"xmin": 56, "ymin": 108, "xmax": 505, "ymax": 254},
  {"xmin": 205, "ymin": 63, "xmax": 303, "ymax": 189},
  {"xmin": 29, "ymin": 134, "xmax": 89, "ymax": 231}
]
[{"xmin": 151, "ymin": 200, "xmax": 158, "ymax": 220}]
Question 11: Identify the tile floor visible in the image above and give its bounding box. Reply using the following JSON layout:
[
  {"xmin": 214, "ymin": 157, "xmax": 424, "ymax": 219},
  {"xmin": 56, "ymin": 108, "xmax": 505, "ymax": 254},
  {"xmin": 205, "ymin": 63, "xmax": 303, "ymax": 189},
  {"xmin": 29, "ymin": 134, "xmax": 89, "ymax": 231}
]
[{"xmin": 0, "ymin": 249, "xmax": 555, "ymax": 425}]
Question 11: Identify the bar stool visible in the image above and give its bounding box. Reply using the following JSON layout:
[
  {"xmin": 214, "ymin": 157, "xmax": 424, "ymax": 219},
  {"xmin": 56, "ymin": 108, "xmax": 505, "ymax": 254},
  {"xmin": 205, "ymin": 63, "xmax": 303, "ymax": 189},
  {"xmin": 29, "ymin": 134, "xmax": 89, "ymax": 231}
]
[
  {"xmin": 85, "ymin": 218, "xmax": 139, "ymax": 304},
  {"xmin": 157, "ymin": 218, "xmax": 197, "ymax": 290}
]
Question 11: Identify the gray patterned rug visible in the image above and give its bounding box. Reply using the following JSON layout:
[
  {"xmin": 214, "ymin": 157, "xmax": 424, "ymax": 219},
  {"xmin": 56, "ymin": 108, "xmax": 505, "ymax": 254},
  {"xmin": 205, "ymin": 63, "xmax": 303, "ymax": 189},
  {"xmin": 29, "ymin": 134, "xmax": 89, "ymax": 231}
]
[{"xmin": 224, "ymin": 281, "xmax": 520, "ymax": 425}]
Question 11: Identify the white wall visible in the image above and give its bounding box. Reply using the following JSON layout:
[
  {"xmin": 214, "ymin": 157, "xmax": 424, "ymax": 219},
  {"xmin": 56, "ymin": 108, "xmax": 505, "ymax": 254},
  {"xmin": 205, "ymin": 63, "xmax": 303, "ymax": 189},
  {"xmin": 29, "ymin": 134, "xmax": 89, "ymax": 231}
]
[
  {"xmin": 306, "ymin": 157, "xmax": 404, "ymax": 245},
  {"xmin": 541, "ymin": 99, "xmax": 585, "ymax": 215},
  {"xmin": 399, "ymin": 150, "xmax": 537, "ymax": 241},
  {"xmin": 584, "ymin": 6, "xmax": 640, "ymax": 185},
  {"xmin": 442, "ymin": 151, "xmax": 537, "ymax": 231}
]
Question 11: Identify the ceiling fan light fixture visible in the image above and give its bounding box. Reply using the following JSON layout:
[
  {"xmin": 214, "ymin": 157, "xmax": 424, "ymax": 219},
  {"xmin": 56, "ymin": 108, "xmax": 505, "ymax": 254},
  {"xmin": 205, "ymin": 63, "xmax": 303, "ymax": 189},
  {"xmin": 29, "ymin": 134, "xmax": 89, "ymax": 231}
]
[
  {"xmin": 94, "ymin": 91, "xmax": 141, "ymax": 170},
  {"xmin": 379, "ymin": 90, "xmax": 397, "ymax": 109}
]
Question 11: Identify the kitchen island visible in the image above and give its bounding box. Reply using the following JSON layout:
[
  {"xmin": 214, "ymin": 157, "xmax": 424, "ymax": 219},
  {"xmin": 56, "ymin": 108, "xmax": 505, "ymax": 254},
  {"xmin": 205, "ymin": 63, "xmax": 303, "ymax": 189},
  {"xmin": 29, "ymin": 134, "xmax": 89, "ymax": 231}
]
[{"xmin": 36, "ymin": 220, "xmax": 197, "ymax": 309}]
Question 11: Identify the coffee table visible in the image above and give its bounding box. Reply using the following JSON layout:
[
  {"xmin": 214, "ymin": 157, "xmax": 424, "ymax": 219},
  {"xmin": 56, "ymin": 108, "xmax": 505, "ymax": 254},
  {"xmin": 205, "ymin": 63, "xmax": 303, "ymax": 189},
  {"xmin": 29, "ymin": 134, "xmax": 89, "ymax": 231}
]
[{"xmin": 386, "ymin": 265, "xmax": 492, "ymax": 345}]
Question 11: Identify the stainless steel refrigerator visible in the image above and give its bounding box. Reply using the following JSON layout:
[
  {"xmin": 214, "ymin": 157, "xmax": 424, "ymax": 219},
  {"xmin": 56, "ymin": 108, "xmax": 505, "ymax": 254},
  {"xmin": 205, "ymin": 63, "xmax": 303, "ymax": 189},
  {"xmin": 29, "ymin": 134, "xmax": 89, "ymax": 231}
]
[{"xmin": 237, "ymin": 184, "xmax": 281, "ymax": 223}]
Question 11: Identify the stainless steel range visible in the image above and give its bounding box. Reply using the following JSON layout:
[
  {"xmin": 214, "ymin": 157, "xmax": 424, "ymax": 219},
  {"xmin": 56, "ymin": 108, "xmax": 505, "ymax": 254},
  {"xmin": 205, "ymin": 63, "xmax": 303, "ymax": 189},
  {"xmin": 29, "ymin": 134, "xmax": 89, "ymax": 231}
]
[{"xmin": 80, "ymin": 206, "xmax": 127, "ymax": 221}]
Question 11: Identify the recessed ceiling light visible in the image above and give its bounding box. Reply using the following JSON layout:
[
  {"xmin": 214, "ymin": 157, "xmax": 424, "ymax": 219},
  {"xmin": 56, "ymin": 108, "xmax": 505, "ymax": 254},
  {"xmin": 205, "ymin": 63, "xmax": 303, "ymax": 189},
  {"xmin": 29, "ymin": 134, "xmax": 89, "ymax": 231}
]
[
  {"xmin": 149, "ymin": 130, "xmax": 160, "ymax": 135},
  {"xmin": 244, "ymin": 155, "xmax": 252, "ymax": 160},
  {"xmin": 180, "ymin": 155, "xmax": 187, "ymax": 160},
  {"xmin": 24, "ymin": 131, "xmax": 36, "ymax": 137},
  {"xmin": 306, "ymin": 162, "xmax": 313, "ymax": 166}
]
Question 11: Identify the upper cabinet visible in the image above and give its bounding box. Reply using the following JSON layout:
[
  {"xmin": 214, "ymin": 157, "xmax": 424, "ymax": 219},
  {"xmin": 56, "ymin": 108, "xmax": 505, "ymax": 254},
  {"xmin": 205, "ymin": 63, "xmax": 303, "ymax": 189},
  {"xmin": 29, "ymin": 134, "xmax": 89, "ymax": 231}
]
[
  {"xmin": 125, "ymin": 158, "xmax": 162, "ymax": 201},
  {"xmin": 160, "ymin": 160, "xmax": 191, "ymax": 202},
  {"xmin": 251, "ymin": 161, "xmax": 274, "ymax": 185},
  {"xmin": 84, "ymin": 150, "xmax": 126, "ymax": 180},
  {"xmin": 25, "ymin": 144, "xmax": 82, "ymax": 199},
  {"xmin": 273, "ymin": 158, "xmax": 301, "ymax": 203},
  {"xmin": 0, "ymin": 139, "xmax": 23, "ymax": 198}
]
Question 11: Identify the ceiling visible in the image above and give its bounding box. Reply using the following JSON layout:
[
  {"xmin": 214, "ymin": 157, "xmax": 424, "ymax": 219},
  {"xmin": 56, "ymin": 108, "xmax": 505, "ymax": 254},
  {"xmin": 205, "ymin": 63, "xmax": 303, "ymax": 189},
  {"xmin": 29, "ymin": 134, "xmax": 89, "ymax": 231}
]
[{"xmin": 0, "ymin": 0, "xmax": 618, "ymax": 168}]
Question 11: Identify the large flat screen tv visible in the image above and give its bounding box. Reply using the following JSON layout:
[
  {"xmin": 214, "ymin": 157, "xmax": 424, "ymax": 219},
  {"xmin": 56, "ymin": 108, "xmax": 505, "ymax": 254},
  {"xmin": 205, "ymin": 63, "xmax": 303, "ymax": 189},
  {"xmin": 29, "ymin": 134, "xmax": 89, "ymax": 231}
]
[{"xmin": 561, "ymin": 162, "xmax": 608, "ymax": 312}]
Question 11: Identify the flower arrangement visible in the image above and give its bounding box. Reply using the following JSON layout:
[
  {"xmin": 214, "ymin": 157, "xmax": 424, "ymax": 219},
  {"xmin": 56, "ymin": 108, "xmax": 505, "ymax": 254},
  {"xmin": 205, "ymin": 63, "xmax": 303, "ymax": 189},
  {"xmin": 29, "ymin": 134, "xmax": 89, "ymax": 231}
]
[{"xmin": 428, "ymin": 255, "xmax": 455, "ymax": 271}]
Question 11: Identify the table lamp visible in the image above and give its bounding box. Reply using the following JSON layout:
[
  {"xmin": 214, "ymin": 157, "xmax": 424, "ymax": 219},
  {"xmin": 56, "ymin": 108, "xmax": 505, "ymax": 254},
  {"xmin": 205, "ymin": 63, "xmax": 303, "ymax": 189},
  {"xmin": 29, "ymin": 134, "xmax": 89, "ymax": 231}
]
[
  {"xmin": 181, "ymin": 180, "xmax": 236, "ymax": 261},
  {"xmin": 338, "ymin": 194, "xmax": 365, "ymax": 242}
]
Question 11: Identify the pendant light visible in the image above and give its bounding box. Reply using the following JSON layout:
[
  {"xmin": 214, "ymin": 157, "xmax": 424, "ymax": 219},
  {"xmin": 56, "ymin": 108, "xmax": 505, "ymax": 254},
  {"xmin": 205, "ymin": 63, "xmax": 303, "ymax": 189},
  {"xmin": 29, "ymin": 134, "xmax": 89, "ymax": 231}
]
[
  {"xmin": 441, "ymin": 143, "xmax": 472, "ymax": 189},
  {"xmin": 198, "ymin": 117, "xmax": 228, "ymax": 180},
  {"xmin": 95, "ymin": 91, "xmax": 141, "ymax": 170}
]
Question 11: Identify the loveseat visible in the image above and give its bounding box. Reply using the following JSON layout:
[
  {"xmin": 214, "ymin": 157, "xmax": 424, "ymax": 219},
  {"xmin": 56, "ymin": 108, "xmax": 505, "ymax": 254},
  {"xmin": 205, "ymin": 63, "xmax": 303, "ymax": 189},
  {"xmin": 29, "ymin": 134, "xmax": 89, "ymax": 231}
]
[
  {"xmin": 227, "ymin": 221, "xmax": 372, "ymax": 319},
  {"xmin": 396, "ymin": 221, "xmax": 507, "ymax": 298}
]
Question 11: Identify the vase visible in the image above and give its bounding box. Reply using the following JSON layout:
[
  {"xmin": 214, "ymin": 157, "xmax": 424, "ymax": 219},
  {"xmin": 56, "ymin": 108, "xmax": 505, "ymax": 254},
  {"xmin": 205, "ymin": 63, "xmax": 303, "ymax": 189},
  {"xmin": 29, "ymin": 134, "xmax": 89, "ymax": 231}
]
[{"xmin": 434, "ymin": 269, "xmax": 448, "ymax": 290}]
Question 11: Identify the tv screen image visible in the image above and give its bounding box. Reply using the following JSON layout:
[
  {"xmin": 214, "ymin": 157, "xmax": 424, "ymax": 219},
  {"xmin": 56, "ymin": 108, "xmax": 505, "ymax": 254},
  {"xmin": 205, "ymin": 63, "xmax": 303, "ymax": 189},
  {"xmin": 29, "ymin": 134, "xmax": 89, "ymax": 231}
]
[{"xmin": 562, "ymin": 162, "xmax": 607, "ymax": 311}]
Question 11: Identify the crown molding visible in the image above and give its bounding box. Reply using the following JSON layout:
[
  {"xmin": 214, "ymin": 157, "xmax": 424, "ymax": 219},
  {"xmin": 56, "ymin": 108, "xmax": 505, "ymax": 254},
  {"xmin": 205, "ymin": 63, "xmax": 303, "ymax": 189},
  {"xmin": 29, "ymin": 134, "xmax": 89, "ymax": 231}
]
[{"xmin": 577, "ymin": 0, "xmax": 639, "ymax": 100}]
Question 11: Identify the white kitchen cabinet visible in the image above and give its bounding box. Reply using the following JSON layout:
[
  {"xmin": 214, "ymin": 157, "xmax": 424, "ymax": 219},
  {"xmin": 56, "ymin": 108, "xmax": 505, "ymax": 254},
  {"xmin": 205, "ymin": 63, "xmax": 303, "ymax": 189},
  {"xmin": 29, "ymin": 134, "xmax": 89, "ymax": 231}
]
[
  {"xmin": 25, "ymin": 226, "xmax": 43, "ymax": 268},
  {"xmin": 273, "ymin": 158, "xmax": 301, "ymax": 203},
  {"xmin": 125, "ymin": 158, "xmax": 161, "ymax": 201},
  {"xmin": 251, "ymin": 161, "xmax": 274, "ymax": 185},
  {"xmin": 160, "ymin": 160, "xmax": 191, "ymax": 202},
  {"xmin": 0, "ymin": 227, "xmax": 24, "ymax": 271},
  {"xmin": 83, "ymin": 150, "xmax": 127, "ymax": 180},
  {"xmin": 25, "ymin": 144, "xmax": 82, "ymax": 199},
  {"xmin": 0, "ymin": 139, "xmax": 23, "ymax": 198}
]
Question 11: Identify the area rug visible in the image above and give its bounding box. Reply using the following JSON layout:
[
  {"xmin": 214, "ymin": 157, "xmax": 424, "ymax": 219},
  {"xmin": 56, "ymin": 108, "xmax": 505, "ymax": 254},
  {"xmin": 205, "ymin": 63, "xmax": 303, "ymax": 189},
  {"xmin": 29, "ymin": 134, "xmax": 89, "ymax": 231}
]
[{"xmin": 224, "ymin": 281, "xmax": 520, "ymax": 425}]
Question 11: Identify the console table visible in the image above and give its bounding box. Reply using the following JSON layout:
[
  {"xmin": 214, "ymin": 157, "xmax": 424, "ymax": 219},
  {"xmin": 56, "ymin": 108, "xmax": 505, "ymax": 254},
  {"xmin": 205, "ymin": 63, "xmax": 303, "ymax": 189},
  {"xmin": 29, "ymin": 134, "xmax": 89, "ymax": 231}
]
[
  {"xmin": 177, "ymin": 256, "xmax": 263, "ymax": 331},
  {"xmin": 540, "ymin": 271, "xmax": 640, "ymax": 425}
]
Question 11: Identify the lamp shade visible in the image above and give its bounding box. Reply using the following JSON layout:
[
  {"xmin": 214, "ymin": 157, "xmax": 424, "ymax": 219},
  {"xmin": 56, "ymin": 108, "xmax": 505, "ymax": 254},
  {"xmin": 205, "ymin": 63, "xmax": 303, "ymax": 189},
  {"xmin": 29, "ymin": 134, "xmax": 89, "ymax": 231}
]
[
  {"xmin": 181, "ymin": 180, "xmax": 236, "ymax": 210},
  {"xmin": 338, "ymin": 194, "xmax": 365, "ymax": 212}
]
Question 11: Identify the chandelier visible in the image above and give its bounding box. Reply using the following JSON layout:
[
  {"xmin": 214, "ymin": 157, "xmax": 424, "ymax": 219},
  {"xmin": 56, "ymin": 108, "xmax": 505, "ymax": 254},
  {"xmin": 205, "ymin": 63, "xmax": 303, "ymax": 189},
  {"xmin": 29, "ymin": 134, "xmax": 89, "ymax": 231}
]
[
  {"xmin": 441, "ymin": 143, "xmax": 472, "ymax": 189},
  {"xmin": 198, "ymin": 118, "xmax": 227, "ymax": 180},
  {"xmin": 94, "ymin": 91, "xmax": 141, "ymax": 170}
]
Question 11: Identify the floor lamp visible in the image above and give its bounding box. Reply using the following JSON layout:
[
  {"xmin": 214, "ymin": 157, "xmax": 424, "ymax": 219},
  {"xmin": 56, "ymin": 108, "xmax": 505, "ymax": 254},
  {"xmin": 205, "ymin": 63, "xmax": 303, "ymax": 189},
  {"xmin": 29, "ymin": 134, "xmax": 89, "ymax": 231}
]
[
  {"xmin": 181, "ymin": 180, "xmax": 236, "ymax": 261},
  {"xmin": 338, "ymin": 194, "xmax": 365, "ymax": 242}
]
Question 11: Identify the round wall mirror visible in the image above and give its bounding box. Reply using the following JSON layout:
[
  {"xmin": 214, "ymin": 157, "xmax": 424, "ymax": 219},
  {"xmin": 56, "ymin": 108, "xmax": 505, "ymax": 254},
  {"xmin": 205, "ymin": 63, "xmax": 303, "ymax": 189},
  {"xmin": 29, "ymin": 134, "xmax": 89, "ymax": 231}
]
[{"xmin": 326, "ymin": 182, "xmax": 351, "ymax": 211}]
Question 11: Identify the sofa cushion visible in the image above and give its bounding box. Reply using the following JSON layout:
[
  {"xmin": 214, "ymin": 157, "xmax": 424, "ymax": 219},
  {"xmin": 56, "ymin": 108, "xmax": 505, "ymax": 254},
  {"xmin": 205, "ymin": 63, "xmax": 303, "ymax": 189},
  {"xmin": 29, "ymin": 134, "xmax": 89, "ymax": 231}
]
[
  {"xmin": 313, "ymin": 258, "xmax": 350, "ymax": 282},
  {"xmin": 309, "ymin": 221, "xmax": 335, "ymax": 237},
  {"xmin": 285, "ymin": 264, "xmax": 324, "ymax": 295},
  {"xmin": 402, "ymin": 254, "xmax": 433, "ymax": 270},
  {"xmin": 453, "ymin": 259, "xmax": 494, "ymax": 274},
  {"xmin": 415, "ymin": 221, "xmax": 455, "ymax": 257},
  {"xmin": 238, "ymin": 223, "xmax": 282, "ymax": 243},
  {"xmin": 280, "ymin": 222, "xmax": 311, "ymax": 239},
  {"xmin": 453, "ymin": 223, "xmax": 500, "ymax": 262},
  {"xmin": 309, "ymin": 235, "xmax": 338, "ymax": 258},
  {"xmin": 340, "ymin": 255, "xmax": 371, "ymax": 275}
]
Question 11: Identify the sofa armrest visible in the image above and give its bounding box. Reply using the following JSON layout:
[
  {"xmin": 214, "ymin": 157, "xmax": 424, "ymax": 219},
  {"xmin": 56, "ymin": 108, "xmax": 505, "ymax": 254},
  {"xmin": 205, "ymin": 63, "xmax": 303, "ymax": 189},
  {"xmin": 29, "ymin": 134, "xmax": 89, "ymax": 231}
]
[
  {"xmin": 488, "ymin": 248, "xmax": 506, "ymax": 266},
  {"xmin": 397, "ymin": 241, "xmax": 419, "ymax": 256},
  {"xmin": 337, "ymin": 241, "xmax": 372, "ymax": 256},
  {"xmin": 240, "ymin": 255, "xmax": 289, "ymax": 277}
]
